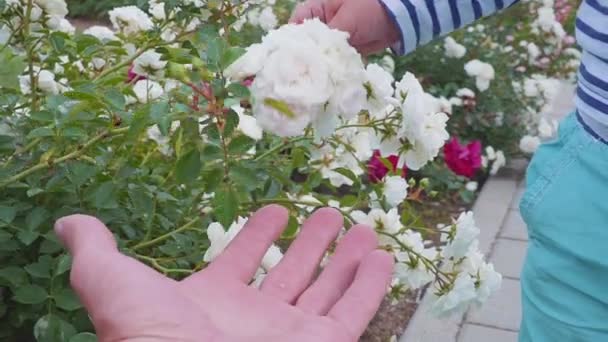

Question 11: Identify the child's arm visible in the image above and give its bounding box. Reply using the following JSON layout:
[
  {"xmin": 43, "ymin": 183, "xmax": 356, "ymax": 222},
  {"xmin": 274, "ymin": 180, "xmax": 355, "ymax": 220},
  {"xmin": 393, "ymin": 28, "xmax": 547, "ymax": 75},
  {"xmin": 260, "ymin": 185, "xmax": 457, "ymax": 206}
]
[
  {"xmin": 382, "ymin": 0, "xmax": 521, "ymax": 55},
  {"xmin": 290, "ymin": 0, "xmax": 521, "ymax": 55}
]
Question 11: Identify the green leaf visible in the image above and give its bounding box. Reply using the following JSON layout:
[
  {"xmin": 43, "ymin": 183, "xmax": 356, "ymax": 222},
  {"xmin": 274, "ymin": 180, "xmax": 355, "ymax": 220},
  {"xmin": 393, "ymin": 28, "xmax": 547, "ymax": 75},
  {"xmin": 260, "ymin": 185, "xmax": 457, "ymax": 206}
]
[
  {"xmin": 14, "ymin": 285, "xmax": 48, "ymax": 304},
  {"xmin": 228, "ymin": 135, "xmax": 255, "ymax": 155},
  {"xmin": 55, "ymin": 255, "xmax": 72, "ymax": 276},
  {"xmin": 26, "ymin": 207, "xmax": 49, "ymax": 231},
  {"xmin": 0, "ymin": 49, "xmax": 26, "ymax": 89},
  {"xmin": 17, "ymin": 230, "xmax": 39, "ymax": 246},
  {"xmin": 63, "ymin": 91, "xmax": 100, "ymax": 103},
  {"xmin": 223, "ymin": 109, "xmax": 239, "ymax": 138},
  {"xmin": 0, "ymin": 205, "xmax": 16, "ymax": 224},
  {"xmin": 206, "ymin": 38, "xmax": 227, "ymax": 66},
  {"xmin": 213, "ymin": 185, "xmax": 238, "ymax": 228},
  {"xmin": 227, "ymin": 83, "xmax": 250, "ymax": 98},
  {"xmin": 221, "ymin": 47, "xmax": 245, "ymax": 69},
  {"xmin": 30, "ymin": 110, "xmax": 55, "ymax": 122},
  {"xmin": 127, "ymin": 106, "xmax": 151, "ymax": 141},
  {"xmin": 0, "ymin": 267, "xmax": 28, "ymax": 287},
  {"xmin": 87, "ymin": 181, "xmax": 118, "ymax": 209},
  {"xmin": 263, "ymin": 98, "xmax": 295, "ymax": 118},
  {"xmin": 281, "ymin": 215, "xmax": 300, "ymax": 239},
  {"xmin": 175, "ymin": 149, "xmax": 202, "ymax": 184},
  {"xmin": 49, "ymin": 32, "xmax": 67, "ymax": 52},
  {"xmin": 69, "ymin": 333, "xmax": 97, "ymax": 342},
  {"xmin": 54, "ymin": 288, "xmax": 82, "ymax": 311},
  {"xmin": 67, "ymin": 161, "xmax": 98, "ymax": 187},
  {"xmin": 34, "ymin": 314, "xmax": 77, "ymax": 342},
  {"xmin": 230, "ymin": 165, "xmax": 258, "ymax": 191},
  {"xmin": 103, "ymin": 88, "xmax": 126, "ymax": 111},
  {"xmin": 25, "ymin": 256, "xmax": 53, "ymax": 279},
  {"xmin": 27, "ymin": 127, "xmax": 55, "ymax": 139}
]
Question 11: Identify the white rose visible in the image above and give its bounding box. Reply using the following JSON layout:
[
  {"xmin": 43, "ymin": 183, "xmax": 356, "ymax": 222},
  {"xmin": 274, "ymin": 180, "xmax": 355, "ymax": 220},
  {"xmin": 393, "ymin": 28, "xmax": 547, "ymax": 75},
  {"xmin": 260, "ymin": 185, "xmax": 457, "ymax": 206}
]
[
  {"xmin": 443, "ymin": 211, "xmax": 480, "ymax": 259},
  {"xmin": 429, "ymin": 273, "xmax": 477, "ymax": 318},
  {"xmin": 384, "ymin": 176, "xmax": 408, "ymax": 207},
  {"xmin": 490, "ymin": 150, "xmax": 506, "ymax": 175},
  {"xmin": 225, "ymin": 43, "xmax": 268, "ymax": 81},
  {"xmin": 83, "ymin": 26, "xmax": 118, "ymax": 42},
  {"xmin": 465, "ymin": 181, "xmax": 478, "ymax": 192},
  {"xmin": 133, "ymin": 50, "xmax": 167, "ymax": 78},
  {"xmin": 133, "ymin": 80, "xmax": 164, "ymax": 103},
  {"xmin": 520, "ymin": 135, "xmax": 541, "ymax": 154},
  {"xmin": 444, "ymin": 37, "xmax": 466, "ymax": 58},
  {"xmin": 364, "ymin": 63, "xmax": 394, "ymax": 113},
  {"xmin": 109, "ymin": 6, "xmax": 154, "ymax": 35}
]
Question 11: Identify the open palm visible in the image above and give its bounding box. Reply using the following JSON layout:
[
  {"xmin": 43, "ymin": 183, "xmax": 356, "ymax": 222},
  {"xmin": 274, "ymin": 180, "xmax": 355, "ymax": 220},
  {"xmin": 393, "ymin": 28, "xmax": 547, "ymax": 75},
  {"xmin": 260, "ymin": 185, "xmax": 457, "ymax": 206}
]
[{"xmin": 56, "ymin": 205, "xmax": 394, "ymax": 342}]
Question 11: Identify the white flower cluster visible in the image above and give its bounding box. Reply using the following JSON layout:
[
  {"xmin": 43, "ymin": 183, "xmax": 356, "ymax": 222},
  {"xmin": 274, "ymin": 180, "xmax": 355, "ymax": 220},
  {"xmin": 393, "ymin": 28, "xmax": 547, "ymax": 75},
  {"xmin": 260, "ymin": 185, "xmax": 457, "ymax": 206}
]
[
  {"xmin": 1, "ymin": 0, "xmax": 72, "ymax": 34},
  {"xmin": 429, "ymin": 212, "xmax": 502, "ymax": 318},
  {"xmin": 204, "ymin": 217, "xmax": 283, "ymax": 286},
  {"xmin": 226, "ymin": 19, "xmax": 369, "ymax": 137},
  {"xmin": 233, "ymin": 0, "xmax": 278, "ymax": 32},
  {"xmin": 464, "ymin": 59, "xmax": 495, "ymax": 92},
  {"xmin": 109, "ymin": 6, "xmax": 154, "ymax": 36},
  {"xmin": 351, "ymin": 208, "xmax": 501, "ymax": 318},
  {"xmin": 444, "ymin": 37, "xmax": 467, "ymax": 59},
  {"xmin": 482, "ymin": 146, "xmax": 506, "ymax": 175}
]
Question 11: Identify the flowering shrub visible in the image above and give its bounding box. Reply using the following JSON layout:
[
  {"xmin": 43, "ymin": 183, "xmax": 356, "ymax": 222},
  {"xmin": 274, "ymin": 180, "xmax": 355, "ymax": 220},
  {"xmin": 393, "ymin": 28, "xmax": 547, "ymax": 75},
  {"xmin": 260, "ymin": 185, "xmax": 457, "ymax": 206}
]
[
  {"xmin": 0, "ymin": 0, "xmax": 508, "ymax": 340},
  {"xmin": 386, "ymin": 0, "xmax": 580, "ymax": 159}
]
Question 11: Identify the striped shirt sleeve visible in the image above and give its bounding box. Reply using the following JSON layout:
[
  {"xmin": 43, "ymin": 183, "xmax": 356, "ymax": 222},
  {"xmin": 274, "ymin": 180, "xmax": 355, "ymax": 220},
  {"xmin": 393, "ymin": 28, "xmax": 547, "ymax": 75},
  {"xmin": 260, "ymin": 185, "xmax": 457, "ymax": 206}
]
[{"xmin": 379, "ymin": 0, "xmax": 521, "ymax": 55}]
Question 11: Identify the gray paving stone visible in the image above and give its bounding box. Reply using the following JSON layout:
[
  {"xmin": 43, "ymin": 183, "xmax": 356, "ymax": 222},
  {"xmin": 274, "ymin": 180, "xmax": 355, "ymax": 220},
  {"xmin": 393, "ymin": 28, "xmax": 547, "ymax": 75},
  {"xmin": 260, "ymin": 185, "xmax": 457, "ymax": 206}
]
[
  {"xmin": 459, "ymin": 324, "xmax": 518, "ymax": 342},
  {"xmin": 399, "ymin": 295, "xmax": 463, "ymax": 342},
  {"xmin": 472, "ymin": 178, "xmax": 519, "ymax": 256},
  {"xmin": 490, "ymin": 238, "xmax": 527, "ymax": 279},
  {"xmin": 467, "ymin": 278, "xmax": 522, "ymax": 331},
  {"xmin": 510, "ymin": 187, "xmax": 526, "ymax": 210},
  {"xmin": 501, "ymin": 210, "xmax": 528, "ymax": 241}
]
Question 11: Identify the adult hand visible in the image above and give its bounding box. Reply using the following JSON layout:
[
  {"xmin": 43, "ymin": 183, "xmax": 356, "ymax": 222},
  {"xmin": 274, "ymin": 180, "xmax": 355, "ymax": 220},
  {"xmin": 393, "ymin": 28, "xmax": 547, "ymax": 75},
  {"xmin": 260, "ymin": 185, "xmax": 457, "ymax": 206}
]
[
  {"xmin": 290, "ymin": 0, "xmax": 400, "ymax": 55},
  {"xmin": 56, "ymin": 205, "xmax": 394, "ymax": 341}
]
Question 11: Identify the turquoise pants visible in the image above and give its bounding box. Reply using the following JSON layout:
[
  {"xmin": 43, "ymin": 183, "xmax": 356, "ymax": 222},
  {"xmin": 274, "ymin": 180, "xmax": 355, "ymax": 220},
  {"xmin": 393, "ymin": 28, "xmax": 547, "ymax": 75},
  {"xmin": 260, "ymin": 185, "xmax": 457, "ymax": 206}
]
[{"xmin": 519, "ymin": 112, "xmax": 608, "ymax": 341}]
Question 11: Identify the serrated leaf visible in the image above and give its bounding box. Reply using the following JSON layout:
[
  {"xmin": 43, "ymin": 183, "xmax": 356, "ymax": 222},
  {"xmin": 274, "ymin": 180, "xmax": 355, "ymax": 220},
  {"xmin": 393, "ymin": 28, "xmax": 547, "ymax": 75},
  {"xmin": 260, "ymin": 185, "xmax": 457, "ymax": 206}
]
[
  {"xmin": 69, "ymin": 333, "xmax": 97, "ymax": 342},
  {"xmin": 30, "ymin": 110, "xmax": 55, "ymax": 122},
  {"xmin": 263, "ymin": 98, "xmax": 295, "ymax": 118},
  {"xmin": 175, "ymin": 149, "xmax": 202, "ymax": 184},
  {"xmin": 34, "ymin": 314, "xmax": 77, "ymax": 342},
  {"xmin": 0, "ymin": 49, "xmax": 26, "ymax": 89},
  {"xmin": 228, "ymin": 135, "xmax": 255, "ymax": 155},
  {"xmin": 281, "ymin": 215, "xmax": 300, "ymax": 239},
  {"xmin": 223, "ymin": 109, "xmax": 239, "ymax": 138},
  {"xmin": 14, "ymin": 285, "xmax": 48, "ymax": 304},
  {"xmin": 230, "ymin": 165, "xmax": 258, "ymax": 191},
  {"xmin": 0, "ymin": 205, "xmax": 16, "ymax": 224},
  {"xmin": 55, "ymin": 254, "xmax": 72, "ymax": 276},
  {"xmin": 25, "ymin": 256, "xmax": 52, "ymax": 278},
  {"xmin": 25, "ymin": 207, "xmax": 49, "ymax": 231},
  {"xmin": 87, "ymin": 181, "xmax": 118, "ymax": 209},
  {"xmin": 27, "ymin": 127, "xmax": 55, "ymax": 139},
  {"xmin": 227, "ymin": 83, "xmax": 250, "ymax": 98},
  {"xmin": 0, "ymin": 267, "xmax": 28, "ymax": 287},
  {"xmin": 103, "ymin": 88, "xmax": 126, "ymax": 111},
  {"xmin": 213, "ymin": 185, "xmax": 238, "ymax": 228},
  {"xmin": 54, "ymin": 288, "xmax": 82, "ymax": 311},
  {"xmin": 17, "ymin": 230, "xmax": 39, "ymax": 246},
  {"xmin": 221, "ymin": 47, "xmax": 245, "ymax": 69}
]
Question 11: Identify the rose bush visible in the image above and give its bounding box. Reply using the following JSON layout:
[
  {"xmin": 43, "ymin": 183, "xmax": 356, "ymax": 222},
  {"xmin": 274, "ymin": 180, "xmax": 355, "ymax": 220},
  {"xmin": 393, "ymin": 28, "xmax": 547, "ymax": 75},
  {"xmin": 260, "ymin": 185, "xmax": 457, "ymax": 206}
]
[{"xmin": 0, "ymin": 0, "xmax": 508, "ymax": 340}]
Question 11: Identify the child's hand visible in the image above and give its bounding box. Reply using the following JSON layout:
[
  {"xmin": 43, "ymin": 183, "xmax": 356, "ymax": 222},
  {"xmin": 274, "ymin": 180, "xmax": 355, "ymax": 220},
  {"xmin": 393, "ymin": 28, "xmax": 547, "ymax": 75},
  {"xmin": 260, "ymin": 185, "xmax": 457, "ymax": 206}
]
[{"xmin": 290, "ymin": 0, "xmax": 400, "ymax": 55}]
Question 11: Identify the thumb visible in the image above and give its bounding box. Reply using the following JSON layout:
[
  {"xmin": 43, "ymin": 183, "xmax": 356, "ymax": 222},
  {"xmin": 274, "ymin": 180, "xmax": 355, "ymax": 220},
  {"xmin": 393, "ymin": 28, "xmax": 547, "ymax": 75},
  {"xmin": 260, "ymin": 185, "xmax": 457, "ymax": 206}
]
[
  {"xmin": 55, "ymin": 215, "xmax": 123, "ymax": 310},
  {"xmin": 55, "ymin": 214, "xmax": 118, "ymax": 258}
]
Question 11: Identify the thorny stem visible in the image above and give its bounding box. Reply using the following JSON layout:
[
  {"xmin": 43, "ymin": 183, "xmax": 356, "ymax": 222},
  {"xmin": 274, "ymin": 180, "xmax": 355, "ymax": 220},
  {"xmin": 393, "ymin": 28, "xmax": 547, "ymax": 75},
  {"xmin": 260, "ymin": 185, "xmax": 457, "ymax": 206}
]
[
  {"xmin": 0, "ymin": 127, "xmax": 129, "ymax": 189},
  {"xmin": 131, "ymin": 217, "xmax": 201, "ymax": 251},
  {"xmin": 253, "ymin": 136, "xmax": 310, "ymax": 161},
  {"xmin": 134, "ymin": 254, "xmax": 194, "ymax": 275}
]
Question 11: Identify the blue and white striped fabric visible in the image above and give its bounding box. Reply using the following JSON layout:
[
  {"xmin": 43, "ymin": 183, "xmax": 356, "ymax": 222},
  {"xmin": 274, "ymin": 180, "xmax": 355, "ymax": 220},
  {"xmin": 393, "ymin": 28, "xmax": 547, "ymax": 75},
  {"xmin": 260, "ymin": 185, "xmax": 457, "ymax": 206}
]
[{"xmin": 379, "ymin": 0, "xmax": 608, "ymax": 142}]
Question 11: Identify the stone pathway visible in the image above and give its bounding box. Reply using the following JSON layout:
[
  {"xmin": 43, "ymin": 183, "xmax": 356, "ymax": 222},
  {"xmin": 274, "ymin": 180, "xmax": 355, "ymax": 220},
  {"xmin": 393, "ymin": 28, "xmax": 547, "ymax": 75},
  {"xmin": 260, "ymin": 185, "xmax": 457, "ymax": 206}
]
[{"xmin": 458, "ymin": 181, "xmax": 527, "ymax": 341}]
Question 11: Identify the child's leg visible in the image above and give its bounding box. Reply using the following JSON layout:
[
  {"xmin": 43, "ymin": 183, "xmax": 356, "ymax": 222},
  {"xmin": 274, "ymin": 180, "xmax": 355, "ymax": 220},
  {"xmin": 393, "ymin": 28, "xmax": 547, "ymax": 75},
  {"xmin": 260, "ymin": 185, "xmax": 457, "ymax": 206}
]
[{"xmin": 519, "ymin": 113, "xmax": 608, "ymax": 342}]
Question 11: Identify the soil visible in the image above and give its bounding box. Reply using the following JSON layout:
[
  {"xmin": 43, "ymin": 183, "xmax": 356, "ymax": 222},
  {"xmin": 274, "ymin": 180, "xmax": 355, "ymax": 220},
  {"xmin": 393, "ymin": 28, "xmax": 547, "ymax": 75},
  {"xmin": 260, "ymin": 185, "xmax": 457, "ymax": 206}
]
[{"xmin": 360, "ymin": 193, "xmax": 472, "ymax": 342}]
